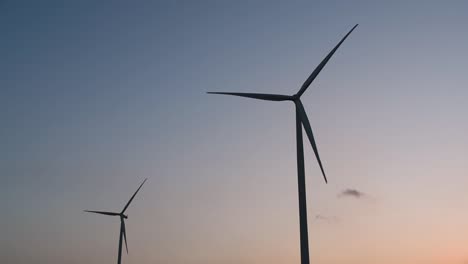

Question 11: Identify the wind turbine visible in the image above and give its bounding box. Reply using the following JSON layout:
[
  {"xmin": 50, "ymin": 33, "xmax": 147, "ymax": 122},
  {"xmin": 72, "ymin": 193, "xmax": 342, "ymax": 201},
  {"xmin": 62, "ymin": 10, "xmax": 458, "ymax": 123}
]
[
  {"xmin": 207, "ymin": 25, "xmax": 358, "ymax": 264},
  {"xmin": 84, "ymin": 178, "xmax": 147, "ymax": 264}
]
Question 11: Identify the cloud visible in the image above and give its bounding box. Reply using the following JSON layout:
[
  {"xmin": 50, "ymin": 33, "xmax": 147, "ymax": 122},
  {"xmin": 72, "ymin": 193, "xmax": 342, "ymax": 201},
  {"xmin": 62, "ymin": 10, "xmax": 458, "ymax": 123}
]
[
  {"xmin": 315, "ymin": 214, "xmax": 329, "ymax": 221},
  {"xmin": 338, "ymin": 188, "xmax": 365, "ymax": 199},
  {"xmin": 314, "ymin": 214, "xmax": 340, "ymax": 223}
]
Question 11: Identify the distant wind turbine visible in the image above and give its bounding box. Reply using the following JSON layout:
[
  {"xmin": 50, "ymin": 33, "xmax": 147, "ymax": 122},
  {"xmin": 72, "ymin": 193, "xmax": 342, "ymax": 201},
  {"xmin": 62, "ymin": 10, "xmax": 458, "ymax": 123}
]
[
  {"xmin": 84, "ymin": 178, "xmax": 147, "ymax": 264},
  {"xmin": 208, "ymin": 24, "xmax": 358, "ymax": 264}
]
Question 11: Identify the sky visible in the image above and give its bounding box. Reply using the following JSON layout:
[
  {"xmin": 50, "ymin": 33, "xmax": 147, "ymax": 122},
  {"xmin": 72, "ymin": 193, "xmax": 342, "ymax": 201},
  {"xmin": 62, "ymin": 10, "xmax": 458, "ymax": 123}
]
[{"xmin": 1, "ymin": 0, "xmax": 468, "ymax": 263}]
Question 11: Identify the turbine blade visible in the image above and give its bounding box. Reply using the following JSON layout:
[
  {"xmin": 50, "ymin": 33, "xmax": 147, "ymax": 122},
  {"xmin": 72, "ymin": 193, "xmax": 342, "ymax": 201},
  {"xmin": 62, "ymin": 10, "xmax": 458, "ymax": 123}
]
[
  {"xmin": 296, "ymin": 100, "xmax": 328, "ymax": 183},
  {"xmin": 83, "ymin": 210, "xmax": 120, "ymax": 216},
  {"xmin": 207, "ymin": 92, "xmax": 292, "ymax": 101},
  {"xmin": 296, "ymin": 24, "xmax": 358, "ymax": 97},
  {"xmin": 121, "ymin": 218, "xmax": 128, "ymax": 254},
  {"xmin": 121, "ymin": 178, "xmax": 147, "ymax": 214}
]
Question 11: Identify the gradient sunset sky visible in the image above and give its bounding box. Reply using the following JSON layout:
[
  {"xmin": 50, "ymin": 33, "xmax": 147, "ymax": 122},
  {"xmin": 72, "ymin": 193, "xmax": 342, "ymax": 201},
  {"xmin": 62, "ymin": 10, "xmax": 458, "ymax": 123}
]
[{"xmin": 2, "ymin": 1, "xmax": 468, "ymax": 264}]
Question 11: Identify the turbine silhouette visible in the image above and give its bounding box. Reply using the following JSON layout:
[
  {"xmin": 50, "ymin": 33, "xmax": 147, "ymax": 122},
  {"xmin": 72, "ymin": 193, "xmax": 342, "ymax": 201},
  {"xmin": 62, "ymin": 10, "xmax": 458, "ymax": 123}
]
[
  {"xmin": 84, "ymin": 178, "xmax": 147, "ymax": 264},
  {"xmin": 208, "ymin": 25, "xmax": 358, "ymax": 264}
]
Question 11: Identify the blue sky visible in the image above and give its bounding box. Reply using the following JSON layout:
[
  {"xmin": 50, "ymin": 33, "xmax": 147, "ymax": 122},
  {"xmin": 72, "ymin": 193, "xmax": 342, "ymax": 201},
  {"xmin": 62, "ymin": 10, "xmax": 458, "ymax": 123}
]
[{"xmin": 2, "ymin": 1, "xmax": 468, "ymax": 263}]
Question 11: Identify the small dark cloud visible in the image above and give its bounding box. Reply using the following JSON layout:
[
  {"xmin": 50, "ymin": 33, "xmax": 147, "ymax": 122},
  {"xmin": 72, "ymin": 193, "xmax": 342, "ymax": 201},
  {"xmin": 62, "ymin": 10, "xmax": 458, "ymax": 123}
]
[{"xmin": 338, "ymin": 188, "xmax": 365, "ymax": 199}]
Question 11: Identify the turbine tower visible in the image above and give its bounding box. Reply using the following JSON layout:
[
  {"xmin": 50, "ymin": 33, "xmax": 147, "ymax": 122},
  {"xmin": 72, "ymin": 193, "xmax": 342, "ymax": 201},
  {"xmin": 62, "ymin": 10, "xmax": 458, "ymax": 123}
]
[
  {"xmin": 84, "ymin": 178, "xmax": 147, "ymax": 264},
  {"xmin": 208, "ymin": 25, "xmax": 358, "ymax": 264}
]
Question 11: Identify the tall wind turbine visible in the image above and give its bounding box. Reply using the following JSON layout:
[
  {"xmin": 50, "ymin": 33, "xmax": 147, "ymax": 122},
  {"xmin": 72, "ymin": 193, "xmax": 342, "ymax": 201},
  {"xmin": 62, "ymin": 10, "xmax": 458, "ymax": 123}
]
[
  {"xmin": 84, "ymin": 178, "xmax": 147, "ymax": 264},
  {"xmin": 208, "ymin": 25, "xmax": 358, "ymax": 264}
]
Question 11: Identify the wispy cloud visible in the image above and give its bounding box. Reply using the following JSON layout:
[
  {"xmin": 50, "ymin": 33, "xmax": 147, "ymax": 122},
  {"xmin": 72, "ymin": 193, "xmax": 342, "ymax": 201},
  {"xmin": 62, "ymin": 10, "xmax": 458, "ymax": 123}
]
[
  {"xmin": 314, "ymin": 214, "xmax": 340, "ymax": 223},
  {"xmin": 338, "ymin": 188, "xmax": 365, "ymax": 199}
]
